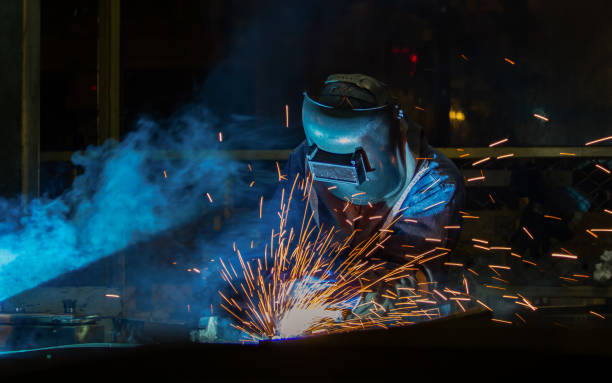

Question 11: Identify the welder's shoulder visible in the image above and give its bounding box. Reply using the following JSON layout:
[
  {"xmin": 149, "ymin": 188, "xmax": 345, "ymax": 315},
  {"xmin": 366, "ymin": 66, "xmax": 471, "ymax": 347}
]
[
  {"xmin": 428, "ymin": 148, "xmax": 464, "ymax": 191},
  {"xmin": 402, "ymin": 148, "xmax": 464, "ymax": 217}
]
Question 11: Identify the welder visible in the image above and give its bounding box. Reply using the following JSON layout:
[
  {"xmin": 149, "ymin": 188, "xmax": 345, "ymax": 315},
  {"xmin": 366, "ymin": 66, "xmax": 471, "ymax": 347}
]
[{"xmin": 271, "ymin": 74, "xmax": 466, "ymax": 318}]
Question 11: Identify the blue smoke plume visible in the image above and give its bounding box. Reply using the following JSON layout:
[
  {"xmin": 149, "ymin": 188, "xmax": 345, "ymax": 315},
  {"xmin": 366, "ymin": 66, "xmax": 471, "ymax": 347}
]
[{"xmin": 0, "ymin": 104, "xmax": 282, "ymax": 302}]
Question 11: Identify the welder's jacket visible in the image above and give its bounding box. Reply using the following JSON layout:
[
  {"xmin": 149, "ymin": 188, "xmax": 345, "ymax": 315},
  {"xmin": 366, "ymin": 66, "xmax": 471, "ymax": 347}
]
[{"xmin": 267, "ymin": 123, "xmax": 465, "ymax": 282}]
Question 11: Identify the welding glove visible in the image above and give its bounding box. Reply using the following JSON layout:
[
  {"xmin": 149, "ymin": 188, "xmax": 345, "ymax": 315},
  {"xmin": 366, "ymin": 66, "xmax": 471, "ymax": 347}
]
[{"xmin": 348, "ymin": 267, "xmax": 430, "ymax": 320}]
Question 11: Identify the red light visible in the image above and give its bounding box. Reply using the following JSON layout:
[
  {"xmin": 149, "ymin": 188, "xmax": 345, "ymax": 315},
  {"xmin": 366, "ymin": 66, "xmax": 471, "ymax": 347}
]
[
  {"xmin": 392, "ymin": 47, "xmax": 399, "ymax": 54},
  {"xmin": 410, "ymin": 54, "xmax": 418, "ymax": 63},
  {"xmin": 401, "ymin": 47, "xmax": 409, "ymax": 54},
  {"xmin": 90, "ymin": 85, "xmax": 97, "ymax": 91}
]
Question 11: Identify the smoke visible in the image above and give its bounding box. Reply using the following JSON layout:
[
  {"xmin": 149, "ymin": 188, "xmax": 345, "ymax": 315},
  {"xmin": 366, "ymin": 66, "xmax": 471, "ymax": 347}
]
[{"xmin": 0, "ymin": 104, "xmax": 283, "ymax": 302}]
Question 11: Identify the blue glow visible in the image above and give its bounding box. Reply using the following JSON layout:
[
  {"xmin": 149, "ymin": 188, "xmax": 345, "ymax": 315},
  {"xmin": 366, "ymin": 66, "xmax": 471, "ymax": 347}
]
[{"xmin": 0, "ymin": 106, "xmax": 272, "ymax": 302}]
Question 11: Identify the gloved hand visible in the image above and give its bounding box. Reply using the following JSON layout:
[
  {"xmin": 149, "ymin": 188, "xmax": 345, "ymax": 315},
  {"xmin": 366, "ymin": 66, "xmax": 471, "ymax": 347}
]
[{"xmin": 347, "ymin": 266, "xmax": 431, "ymax": 320}]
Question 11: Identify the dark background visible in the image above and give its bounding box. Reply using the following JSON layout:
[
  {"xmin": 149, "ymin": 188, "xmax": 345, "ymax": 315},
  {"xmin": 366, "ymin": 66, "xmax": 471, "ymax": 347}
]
[{"xmin": 41, "ymin": 0, "xmax": 612, "ymax": 153}]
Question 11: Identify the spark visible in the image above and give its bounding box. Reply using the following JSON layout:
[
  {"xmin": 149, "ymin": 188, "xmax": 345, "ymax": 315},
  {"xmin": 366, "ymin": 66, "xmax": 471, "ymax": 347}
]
[
  {"xmin": 595, "ymin": 164, "xmax": 611, "ymax": 174},
  {"xmin": 449, "ymin": 297, "xmax": 471, "ymax": 302},
  {"xmin": 206, "ymin": 193, "xmax": 213, "ymax": 203},
  {"xmin": 444, "ymin": 262, "xmax": 463, "ymax": 267},
  {"xmin": 586, "ymin": 230, "xmax": 598, "ymax": 238},
  {"xmin": 249, "ymin": 181, "xmax": 255, "ymax": 187},
  {"xmin": 559, "ymin": 152, "xmax": 575, "ymax": 156},
  {"xmin": 496, "ymin": 153, "xmax": 514, "ymax": 159},
  {"xmin": 476, "ymin": 300, "xmax": 492, "ymax": 311},
  {"xmin": 467, "ymin": 268, "xmax": 479, "ymax": 276},
  {"xmin": 459, "ymin": 153, "xmax": 470, "ymax": 158},
  {"xmin": 403, "ymin": 218, "xmax": 418, "ymax": 223},
  {"xmin": 590, "ymin": 228, "xmax": 612, "ymax": 232},
  {"xmin": 514, "ymin": 313, "xmax": 526, "ymax": 324},
  {"xmin": 604, "ymin": 209, "xmax": 612, "ymax": 215},
  {"xmin": 510, "ymin": 253, "xmax": 522, "ymax": 258},
  {"xmin": 423, "ymin": 200, "xmax": 445, "ymax": 211},
  {"xmin": 259, "ymin": 196, "xmax": 263, "ymax": 219},
  {"xmin": 533, "ymin": 113, "xmax": 549, "ymax": 122},
  {"xmin": 551, "ymin": 253, "xmax": 578, "ymax": 260},
  {"xmin": 285, "ymin": 105, "xmax": 289, "ymax": 128},
  {"xmin": 105, "ymin": 294, "xmax": 120, "ymax": 298},
  {"xmin": 544, "ymin": 215, "xmax": 561, "ymax": 220},
  {"xmin": 460, "ymin": 54, "xmax": 469, "ymax": 61},
  {"xmin": 489, "ymin": 265, "xmax": 511, "ymax": 270},
  {"xmin": 467, "ymin": 176, "xmax": 485, "ymax": 182},
  {"xmin": 485, "ymin": 285, "xmax": 506, "ymax": 291},
  {"xmin": 585, "ymin": 136, "xmax": 612, "ymax": 146},
  {"xmin": 415, "ymin": 106, "xmax": 425, "ymax": 111},
  {"xmin": 327, "ymin": 185, "xmax": 338, "ymax": 190},
  {"xmin": 489, "ymin": 138, "xmax": 508, "ymax": 147},
  {"xmin": 504, "ymin": 58, "xmax": 515, "ymax": 65},
  {"xmin": 163, "ymin": 170, "xmax": 167, "ymax": 179},
  {"xmin": 522, "ymin": 259, "xmax": 537, "ymax": 266},
  {"xmin": 572, "ymin": 274, "xmax": 590, "ymax": 278},
  {"xmin": 444, "ymin": 225, "xmax": 460, "ymax": 229},
  {"xmin": 369, "ymin": 215, "xmax": 383, "ymax": 220},
  {"xmin": 461, "ymin": 215, "xmax": 480, "ymax": 219},
  {"xmin": 351, "ymin": 191, "xmax": 366, "ymax": 197},
  {"xmin": 275, "ymin": 162, "xmax": 287, "ymax": 181},
  {"xmin": 517, "ymin": 294, "xmax": 537, "ymax": 311},
  {"xmin": 492, "ymin": 318, "xmax": 512, "ymax": 325},
  {"xmin": 421, "ymin": 178, "xmax": 441, "ymax": 194},
  {"xmin": 589, "ymin": 311, "xmax": 606, "ymax": 319},
  {"xmin": 472, "ymin": 238, "xmax": 489, "ymax": 244},
  {"xmin": 490, "ymin": 246, "xmax": 511, "ymax": 250},
  {"xmin": 522, "ymin": 226, "xmax": 534, "ymax": 240},
  {"xmin": 472, "ymin": 157, "xmax": 491, "ymax": 167},
  {"xmin": 473, "ymin": 244, "xmax": 490, "ymax": 251},
  {"xmin": 218, "ymin": 132, "xmax": 223, "ymax": 142},
  {"xmin": 489, "ymin": 194, "xmax": 495, "ymax": 203}
]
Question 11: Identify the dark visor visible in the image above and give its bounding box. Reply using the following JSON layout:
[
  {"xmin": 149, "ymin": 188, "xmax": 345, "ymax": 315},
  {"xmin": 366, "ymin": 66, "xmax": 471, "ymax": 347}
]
[{"xmin": 306, "ymin": 145, "xmax": 367, "ymax": 185}]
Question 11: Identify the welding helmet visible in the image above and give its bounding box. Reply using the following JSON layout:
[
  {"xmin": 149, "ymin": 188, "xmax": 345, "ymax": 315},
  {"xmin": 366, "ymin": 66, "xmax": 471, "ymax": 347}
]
[{"xmin": 302, "ymin": 74, "xmax": 414, "ymax": 205}]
